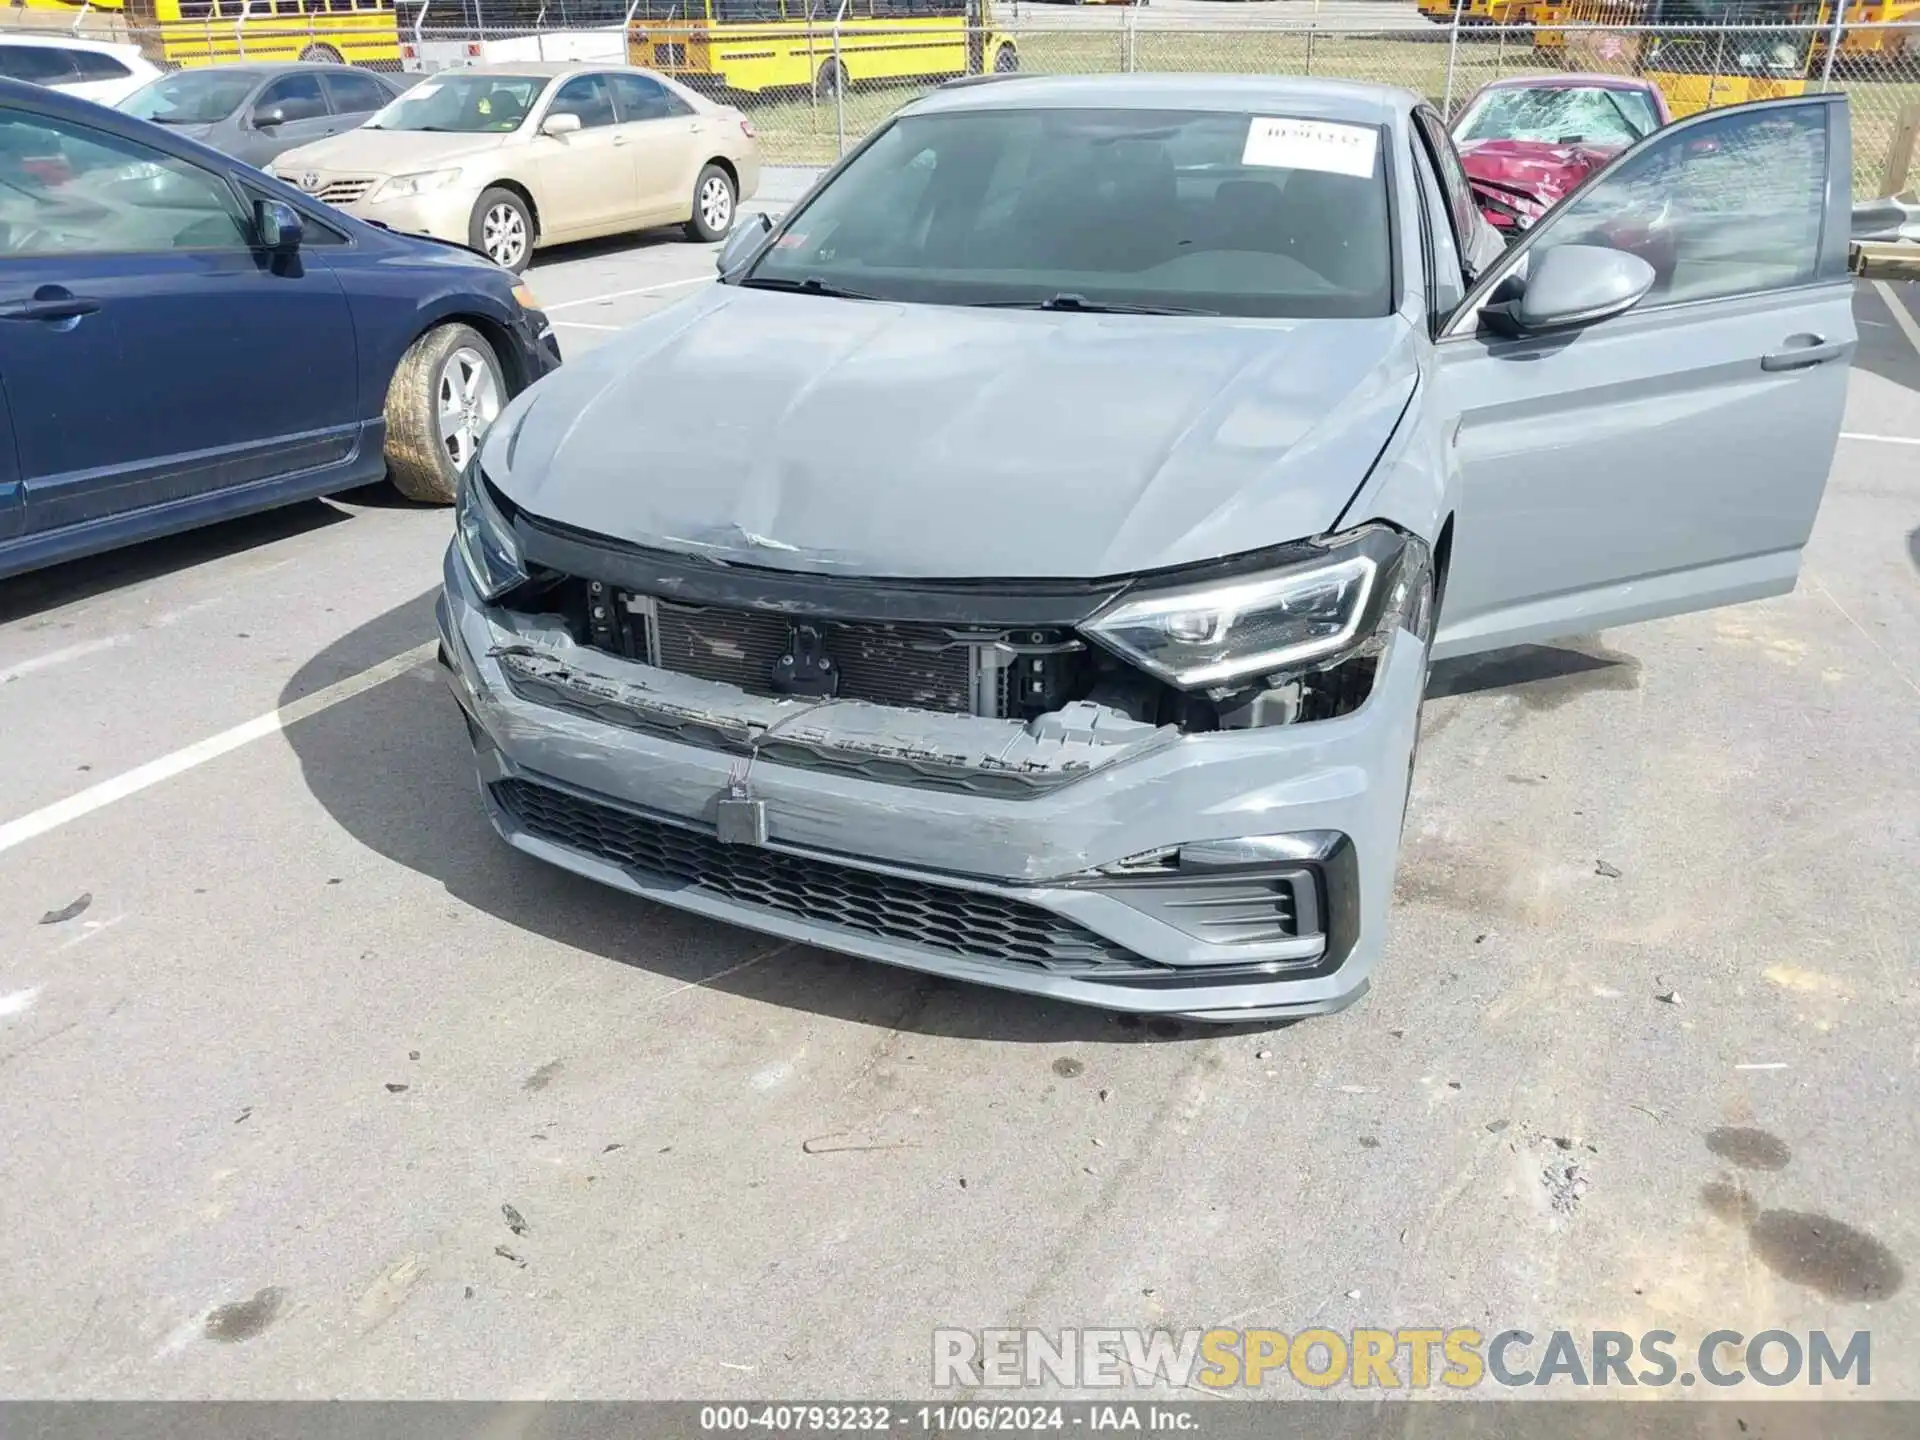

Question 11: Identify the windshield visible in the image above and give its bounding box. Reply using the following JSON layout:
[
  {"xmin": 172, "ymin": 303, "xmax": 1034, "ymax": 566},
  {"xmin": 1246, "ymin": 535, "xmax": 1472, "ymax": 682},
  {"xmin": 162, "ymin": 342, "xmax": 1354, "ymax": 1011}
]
[
  {"xmin": 743, "ymin": 107, "xmax": 1394, "ymax": 319},
  {"xmin": 1456, "ymin": 85, "xmax": 1658, "ymax": 147},
  {"xmin": 119, "ymin": 71, "xmax": 258, "ymax": 125},
  {"xmin": 366, "ymin": 74, "xmax": 544, "ymax": 133}
]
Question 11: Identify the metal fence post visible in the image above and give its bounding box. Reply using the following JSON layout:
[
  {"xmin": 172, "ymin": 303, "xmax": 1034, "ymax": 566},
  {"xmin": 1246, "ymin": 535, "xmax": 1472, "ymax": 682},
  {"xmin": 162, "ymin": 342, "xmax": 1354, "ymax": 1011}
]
[
  {"xmin": 1818, "ymin": 5, "xmax": 1845, "ymax": 90},
  {"xmin": 1442, "ymin": 0, "xmax": 1466, "ymax": 117},
  {"xmin": 833, "ymin": 0, "xmax": 848, "ymax": 159},
  {"xmin": 1304, "ymin": 0, "xmax": 1319, "ymax": 76},
  {"xmin": 1125, "ymin": 7, "xmax": 1137, "ymax": 74}
]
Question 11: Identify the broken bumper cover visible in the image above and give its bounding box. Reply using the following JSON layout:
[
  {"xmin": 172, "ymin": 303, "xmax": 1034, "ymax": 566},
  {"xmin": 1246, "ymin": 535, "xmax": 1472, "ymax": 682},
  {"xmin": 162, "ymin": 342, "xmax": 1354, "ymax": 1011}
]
[{"xmin": 436, "ymin": 549, "xmax": 1423, "ymax": 1020}]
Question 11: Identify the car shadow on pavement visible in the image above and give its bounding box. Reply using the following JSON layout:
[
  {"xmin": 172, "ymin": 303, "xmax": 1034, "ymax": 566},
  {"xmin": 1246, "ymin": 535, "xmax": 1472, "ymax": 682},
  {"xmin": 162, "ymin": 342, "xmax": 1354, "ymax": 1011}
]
[
  {"xmin": 280, "ymin": 590, "xmax": 1229, "ymax": 1043},
  {"xmin": 0, "ymin": 500, "xmax": 351, "ymax": 625},
  {"xmin": 1852, "ymin": 279, "xmax": 1920, "ymax": 396}
]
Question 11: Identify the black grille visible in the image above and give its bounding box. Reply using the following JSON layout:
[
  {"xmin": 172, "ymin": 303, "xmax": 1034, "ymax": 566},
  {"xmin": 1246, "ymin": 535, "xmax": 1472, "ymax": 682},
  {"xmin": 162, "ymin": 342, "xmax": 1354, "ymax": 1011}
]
[
  {"xmin": 648, "ymin": 601, "xmax": 975, "ymax": 713},
  {"xmin": 493, "ymin": 778, "xmax": 1148, "ymax": 972}
]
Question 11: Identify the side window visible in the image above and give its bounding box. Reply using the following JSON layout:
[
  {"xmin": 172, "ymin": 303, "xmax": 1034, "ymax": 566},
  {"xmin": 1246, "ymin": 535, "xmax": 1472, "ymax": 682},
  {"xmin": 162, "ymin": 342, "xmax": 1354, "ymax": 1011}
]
[
  {"xmin": 1414, "ymin": 109, "xmax": 1478, "ymax": 256},
  {"xmin": 1409, "ymin": 136, "xmax": 1466, "ymax": 322},
  {"xmin": 255, "ymin": 73, "xmax": 329, "ymax": 123},
  {"xmin": 547, "ymin": 74, "xmax": 616, "ymax": 130},
  {"xmin": 1520, "ymin": 102, "xmax": 1828, "ymax": 308},
  {"xmin": 0, "ymin": 46, "xmax": 79, "ymax": 84},
  {"xmin": 322, "ymin": 70, "xmax": 394, "ymax": 116},
  {"xmin": 0, "ymin": 107, "xmax": 252, "ymax": 255},
  {"xmin": 609, "ymin": 72, "xmax": 690, "ymax": 122},
  {"xmin": 70, "ymin": 51, "xmax": 133, "ymax": 81}
]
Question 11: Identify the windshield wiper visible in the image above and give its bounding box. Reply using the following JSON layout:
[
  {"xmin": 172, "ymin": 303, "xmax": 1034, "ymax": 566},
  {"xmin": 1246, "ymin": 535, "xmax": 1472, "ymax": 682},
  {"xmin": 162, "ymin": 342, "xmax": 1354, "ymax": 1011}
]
[
  {"xmin": 737, "ymin": 275, "xmax": 882, "ymax": 301},
  {"xmin": 969, "ymin": 292, "xmax": 1218, "ymax": 317}
]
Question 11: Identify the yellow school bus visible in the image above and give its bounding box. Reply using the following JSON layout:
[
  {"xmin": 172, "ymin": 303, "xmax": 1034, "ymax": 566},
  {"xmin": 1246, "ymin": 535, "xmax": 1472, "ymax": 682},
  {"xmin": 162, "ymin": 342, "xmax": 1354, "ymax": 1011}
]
[
  {"xmin": 105, "ymin": 0, "xmax": 406, "ymax": 68},
  {"xmin": 1826, "ymin": 0, "xmax": 1920, "ymax": 60},
  {"xmin": 627, "ymin": 0, "xmax": 1017, "ymax": 99},
  {"xmin": 1416, "ymin": 0, "xmax": 1539, "ymax": 24},
  {"xmin": 1640, "ymin": 0, "xmax": 1823, "ymax": 113}
]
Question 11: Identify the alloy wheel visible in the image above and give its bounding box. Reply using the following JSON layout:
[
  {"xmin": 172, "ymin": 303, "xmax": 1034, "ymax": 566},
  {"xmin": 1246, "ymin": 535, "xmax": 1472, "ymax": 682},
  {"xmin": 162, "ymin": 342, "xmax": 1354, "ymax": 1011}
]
[
  {"xmin": 437, "ymin": 346, "xmax": 503, "ymax": 473},
  {"xmin": 699, "ymin": 175, "xmax": 733, "ymax": 236},
  {"xmin": 482, "ymin": 202, "xmax": 527, "ymax": 270}
]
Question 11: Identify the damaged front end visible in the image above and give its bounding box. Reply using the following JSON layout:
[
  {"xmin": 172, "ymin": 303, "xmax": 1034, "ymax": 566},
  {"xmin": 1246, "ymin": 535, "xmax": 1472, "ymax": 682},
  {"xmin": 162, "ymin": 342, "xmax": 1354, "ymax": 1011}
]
[
  {"xmin": 464, "ymin": 467, "xmax": 1431, "ymax": 768},
  {"xmin": 441, "ymin": 464, "xmax": 1433, "ymax": 1019}
]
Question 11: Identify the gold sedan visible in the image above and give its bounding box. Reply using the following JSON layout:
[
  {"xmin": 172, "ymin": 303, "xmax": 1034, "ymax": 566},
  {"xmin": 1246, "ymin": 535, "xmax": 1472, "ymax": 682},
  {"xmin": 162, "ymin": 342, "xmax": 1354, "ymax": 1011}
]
[{"xmin": 269, "ymin": 63, "xmax": 761, "ymax": 272}]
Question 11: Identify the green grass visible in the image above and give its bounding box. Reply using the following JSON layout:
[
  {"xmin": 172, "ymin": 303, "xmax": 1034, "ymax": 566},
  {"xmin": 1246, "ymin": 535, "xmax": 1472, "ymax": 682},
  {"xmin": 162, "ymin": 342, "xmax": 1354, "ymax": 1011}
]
[{"xmin": 738, "ymin": 29, "xmax": 1918, "ymax": 195}]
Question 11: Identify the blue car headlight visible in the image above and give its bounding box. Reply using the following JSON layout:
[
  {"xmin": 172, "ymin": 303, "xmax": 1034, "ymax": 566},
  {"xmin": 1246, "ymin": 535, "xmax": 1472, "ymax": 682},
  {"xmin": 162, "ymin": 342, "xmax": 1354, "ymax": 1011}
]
[{"xmin": 454, "ymin": 464, "xmax": 527, "ymax": 602}]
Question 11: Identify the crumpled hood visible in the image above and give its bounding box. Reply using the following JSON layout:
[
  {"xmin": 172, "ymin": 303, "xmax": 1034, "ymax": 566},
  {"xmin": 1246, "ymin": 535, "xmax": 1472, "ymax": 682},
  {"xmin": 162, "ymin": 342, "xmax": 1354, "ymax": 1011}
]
[
  {"xmin": 487, "ymin": 285, "xmax": 1419, "ymax": 579},
  {"xmin": 1459, "ymin": 137, "xmax": 1621, "ymax": 207}
]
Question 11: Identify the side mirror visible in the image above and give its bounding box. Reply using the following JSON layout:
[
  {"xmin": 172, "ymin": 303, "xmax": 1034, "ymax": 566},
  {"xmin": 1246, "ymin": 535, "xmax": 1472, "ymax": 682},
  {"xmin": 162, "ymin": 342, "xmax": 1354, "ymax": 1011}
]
[
  {"xmin": 253, "ymin": 103, "xmax": 288, "ymax": 130},
  {"xmin": 715, "ymin": 209, "xmax": 773, "ymax": 276},
  {"xmin": 1484, "ymin": 243, "xmax": 1655, "ymax": 336},
  {"xmin": 540, "ymin": 111, "xmax": 582, "ymax": 138},
  {"xmin": 254, "ymin": 196, "xmax": 304, "ymax": 252}
]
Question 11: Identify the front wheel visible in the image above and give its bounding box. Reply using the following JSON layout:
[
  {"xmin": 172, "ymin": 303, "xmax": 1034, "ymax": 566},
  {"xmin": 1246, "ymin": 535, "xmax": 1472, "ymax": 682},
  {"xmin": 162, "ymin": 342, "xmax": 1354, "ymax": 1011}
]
[
  {"xmin": 383, "ymin": 323, "xmax": 505, "ymax": 505},
  {"xmin": 298, "ymin": 43, "xmax": 343, "ymax": 63},
  {"xmin": 685, "ymin": 163, "xmax": 736, "ymax": 243},
  {"xmin": 469, "ymin": 186, "xmax": 532, "ymax": 273},
  {"xmin": 992, "ymin": 42, "xmax": 1019, "ymax": 73}
]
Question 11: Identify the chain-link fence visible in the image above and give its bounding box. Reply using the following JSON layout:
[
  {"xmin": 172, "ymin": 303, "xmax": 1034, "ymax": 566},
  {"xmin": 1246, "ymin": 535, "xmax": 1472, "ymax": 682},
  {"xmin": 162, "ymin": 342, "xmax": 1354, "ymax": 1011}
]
[{"xmin": 12, "ymin": 3, "xmax": 1918, "ymax": 193}]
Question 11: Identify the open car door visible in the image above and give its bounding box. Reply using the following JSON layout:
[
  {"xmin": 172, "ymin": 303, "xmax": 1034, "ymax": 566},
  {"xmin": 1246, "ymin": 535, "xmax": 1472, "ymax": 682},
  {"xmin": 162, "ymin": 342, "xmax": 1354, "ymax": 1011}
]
[{"xmin": 1431, "ymin": 93, "xmax": 1853, "ymax": 659}]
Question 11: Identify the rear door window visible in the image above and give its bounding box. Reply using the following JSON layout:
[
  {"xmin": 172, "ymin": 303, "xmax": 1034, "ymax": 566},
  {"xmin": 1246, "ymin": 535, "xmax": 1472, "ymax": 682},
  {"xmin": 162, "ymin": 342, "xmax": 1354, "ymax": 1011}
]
[
  {"xmin": 69, "ymin": 50, "xmax": 132, "ymax": 81},
  {"xmin": 322, "ymin": 70, "xmax": 394, "ymax": 116},
  {"xmin": 0, "ymin": 46, "xmax": 80, "ymax": 85},
  {"xmin": 609, "ymin": 72, "xmax": 690, "ymax": 122}
]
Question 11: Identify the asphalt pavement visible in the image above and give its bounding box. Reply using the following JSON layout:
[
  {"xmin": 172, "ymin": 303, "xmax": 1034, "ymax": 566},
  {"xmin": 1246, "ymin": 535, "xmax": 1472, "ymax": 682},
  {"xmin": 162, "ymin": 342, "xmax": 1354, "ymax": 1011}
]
[{"xmin": 0, "ymin": 207, "xmax": 1915, "ymax": 1399}]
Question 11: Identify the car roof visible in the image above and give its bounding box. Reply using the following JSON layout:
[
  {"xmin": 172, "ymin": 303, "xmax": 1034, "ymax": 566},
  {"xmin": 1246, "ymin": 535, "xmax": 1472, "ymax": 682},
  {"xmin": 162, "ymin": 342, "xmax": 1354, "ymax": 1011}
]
[
  {"xmin": 1476, "ymin": 71, "xmax": 1659, "ymax": 92},
  {"xmin": 902, "ymin": 73, "xmax": 1423, "ymax": 126},
  {"xmin": 167, "ymin": 62, "xmax": 356, "ymax": 78},
  {"xmin": 456, "ymin": 61, "xmax": 660, "ymax": 78},
  {"xmin": 0, "ymin": 32, "xmax": 139, "ymax": 54}
]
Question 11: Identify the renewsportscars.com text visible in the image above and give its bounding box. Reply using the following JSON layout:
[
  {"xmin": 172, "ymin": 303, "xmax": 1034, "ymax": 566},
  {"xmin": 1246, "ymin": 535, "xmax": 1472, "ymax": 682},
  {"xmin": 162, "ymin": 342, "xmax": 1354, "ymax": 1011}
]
[{"xmin": 932, "ymin": 1327, "xmax": 1871, "ymax": 1390}]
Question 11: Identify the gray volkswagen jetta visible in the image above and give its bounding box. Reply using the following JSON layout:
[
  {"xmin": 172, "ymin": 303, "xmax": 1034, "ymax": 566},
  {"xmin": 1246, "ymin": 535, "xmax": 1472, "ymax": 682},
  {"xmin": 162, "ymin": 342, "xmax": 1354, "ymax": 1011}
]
[{"xmin": 437, "ymin": 75, "xmax": 1853, "ymax": 1021}]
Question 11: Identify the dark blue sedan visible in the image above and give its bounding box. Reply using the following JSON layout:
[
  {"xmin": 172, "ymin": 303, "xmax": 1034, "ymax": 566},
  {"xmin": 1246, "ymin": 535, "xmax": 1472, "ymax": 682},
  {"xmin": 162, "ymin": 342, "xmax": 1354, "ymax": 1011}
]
[{"xmin": 0, "ymin": 76, "xmax": 561, "ymax": 582}]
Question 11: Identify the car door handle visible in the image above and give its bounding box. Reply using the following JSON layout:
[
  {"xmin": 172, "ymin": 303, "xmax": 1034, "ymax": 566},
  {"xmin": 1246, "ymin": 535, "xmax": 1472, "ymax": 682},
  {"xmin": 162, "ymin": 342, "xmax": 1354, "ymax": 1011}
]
[
  {"xmin": 0, "ymin": 294, "xmax": 101, "ymax": 322},
  {"xmin": 1762, "ymin": 335, "xmax": 1847, "ymax": 371},
  {"xmin": 612, "ymin": 133, "xmax": 631, "ymax": 146}
]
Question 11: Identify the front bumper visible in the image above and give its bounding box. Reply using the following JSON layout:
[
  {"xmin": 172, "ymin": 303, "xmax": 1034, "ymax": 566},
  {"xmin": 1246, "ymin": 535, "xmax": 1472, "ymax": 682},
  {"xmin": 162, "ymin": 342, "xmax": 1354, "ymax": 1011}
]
[
  {"xmin": 436, "ymin": 551, "xmax": 1423, "ymax": 1021},
  {"xmin": 343, "ymin": 185, "xmax": 481, "ymax": 249}
]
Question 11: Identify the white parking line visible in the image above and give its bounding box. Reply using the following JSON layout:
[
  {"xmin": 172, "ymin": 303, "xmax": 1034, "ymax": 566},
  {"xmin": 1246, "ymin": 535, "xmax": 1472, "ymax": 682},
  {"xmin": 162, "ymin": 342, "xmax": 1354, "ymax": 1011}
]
[
  {"xmin": 0, "ymin": 643, "xmax": 435, "ymax": 857},
  {"xmin": 1873, "ymin": 281, "xmax": 1920, "ymax": 359},
  {"xmin": 1840, "ymin": 431, "xmax": 1920, "ymax": 446},
  {"xmin": 544, "ymin": 276, "xmax": 709, "ymax": 312},
  {"xmin": 553, "ymin": 320, "xmax": 623, "ymax": 332}
]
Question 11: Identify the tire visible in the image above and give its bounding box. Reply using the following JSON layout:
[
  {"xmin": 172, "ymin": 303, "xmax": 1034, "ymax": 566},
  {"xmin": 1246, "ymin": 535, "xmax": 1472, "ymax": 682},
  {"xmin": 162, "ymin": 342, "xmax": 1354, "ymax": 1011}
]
[
  {"xmin": 684, "ymin": 163, "xmax": 736, "ymax": 243},
  {"xmin": 992, "ymin": 42, "xmax": 1019, "ymax": 73},
  {"xmin": 383, "ymin": 324, "xmax": 505, "ymax": 505},
  {"xmin": 468, "ymin": 186, "xmax": 533, "ymax": 273},
  {"xmin": 813, "ymin": 57, "xmax": 846, "ymax": 103},
  {"xmin": 298, "ymin": 43, "xmax": 343, "ymax": 63}
]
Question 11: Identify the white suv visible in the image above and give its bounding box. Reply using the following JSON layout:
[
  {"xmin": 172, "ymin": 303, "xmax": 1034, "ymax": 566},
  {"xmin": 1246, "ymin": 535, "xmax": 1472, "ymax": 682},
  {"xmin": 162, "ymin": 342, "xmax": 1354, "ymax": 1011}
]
[{"xmin": 0, "ymin": 35, "xmax": 160, "ymax": 108}]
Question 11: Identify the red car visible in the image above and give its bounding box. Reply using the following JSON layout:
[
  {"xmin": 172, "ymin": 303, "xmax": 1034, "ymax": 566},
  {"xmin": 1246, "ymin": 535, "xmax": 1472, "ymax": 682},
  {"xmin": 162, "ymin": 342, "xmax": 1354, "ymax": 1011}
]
[{"xmin": 1450, "ymin": 74, "xmax": 1672, "ymax": 236}]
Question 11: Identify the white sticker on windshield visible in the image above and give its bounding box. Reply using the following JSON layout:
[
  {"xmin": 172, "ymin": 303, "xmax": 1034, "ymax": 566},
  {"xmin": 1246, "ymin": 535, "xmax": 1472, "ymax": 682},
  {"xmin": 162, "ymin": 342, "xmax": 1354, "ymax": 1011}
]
[{"xmin": 1242, "ymin": 117, "xmax": 1378, "ymax": 178}]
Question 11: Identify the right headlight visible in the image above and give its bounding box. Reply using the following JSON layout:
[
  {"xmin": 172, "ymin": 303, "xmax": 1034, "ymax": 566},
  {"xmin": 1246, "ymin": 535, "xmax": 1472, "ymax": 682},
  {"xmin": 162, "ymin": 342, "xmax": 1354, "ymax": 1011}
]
[
  {"xmin": 1080, "ymin": 525, "xmax": 1429, "ymax": 692},
  {"xmin": 454, "ymin": 465, "xmax": 527, "ymax": 602}
]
